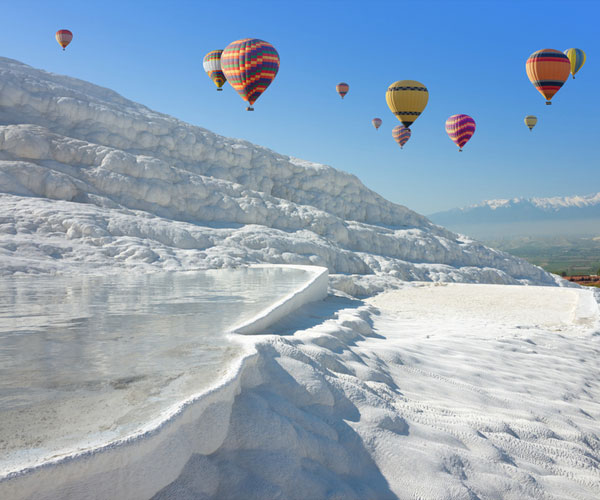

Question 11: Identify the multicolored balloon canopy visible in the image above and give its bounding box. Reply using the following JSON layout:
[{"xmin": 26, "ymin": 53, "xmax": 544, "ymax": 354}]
[
  {"xmin": 55, "ymin": 29, "xmax": 73, "ymax": 51},
  {"xmin": 392, "ymin": 125, "xmax": 411, "ymax": 149},
  {"xmin": 336, "ymin": 83, "xmax": 349, "ymax": 99},
  {"xmin": 524, "ymin": 115, "xmax": 537, "ymax": 131},
  {"xmin": 221, "ymin": 38, "xmax": 280, "ymax": 111},
  {"xmin": 385, "ymin": 80, "xmax": 428, "ymax": 128},
  {"xmin": 564, "ymin": 48, "xmax": 586, "ymax": 79},
  {"xmin": 445, "ymin": 114, "xmax": 476, "ymax": 151},
  {"xmin": 203, "ymin": 50, "xmax": 227, "ymax": 91},
  {"xmin": 372, "ymin": 118, "xmax": 382, "ymax": 130},
  {"xmin": 526, "ymin": 49, "xmax": 570, "ymax": 105}
]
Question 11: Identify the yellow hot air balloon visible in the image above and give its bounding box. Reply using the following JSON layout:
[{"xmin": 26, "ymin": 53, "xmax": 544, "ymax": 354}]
[
  {"xmin": 564, "ymin": 48, "xmax": 586, "ymax": 79},
  {"xmin": 385, "ymin": 80, "xmax": 428, "ymax": 128},
  {"xmin": 524, "ymin": 115, "xmax": 537, "ymax": 131}
]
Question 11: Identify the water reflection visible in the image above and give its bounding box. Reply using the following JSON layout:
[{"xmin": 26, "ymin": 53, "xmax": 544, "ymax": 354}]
[{"xmin": 0, "ymin": 267, "xmax": 310, "ymax": 471}]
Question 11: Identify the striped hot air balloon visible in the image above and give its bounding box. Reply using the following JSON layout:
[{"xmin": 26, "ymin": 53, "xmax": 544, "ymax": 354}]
[
  {"xmin": 524, "ymin": 115, "xmax": 537, "ymax": 131},
  {"xmin": 445, "ymin": 114, "xmax": 475, "ymax": 152},
  {"xmin": 526, "ymin": 49, "xmax": 570, "ymax": 105},
  {"xmin": 336, "ymin": 83, "xmax": 349, "ymax": 99},
  {"xmin": 392, "ymin": 125, "xmax": 411, "ymax": 149},
  {"xmin": 385, "ymin": 80, "xmax": 428, "ymax": 128},
  {"xmin": 221, "ymin": 38, "xmax": 280, "ymax": 111},
  {"xmin": 372, "ymin": 118, "xmax": 382, "ymax": 130},
  {"xmin": 55, "ymin": 30, "xmax": 73, "ymax": 51},
  {"xmin": 564, "ymin": 48, "xmax": 586, "ymax": 79},
  {"xmin": 203, "ymin": 50, "xmax": 227, "ymax": 91}
]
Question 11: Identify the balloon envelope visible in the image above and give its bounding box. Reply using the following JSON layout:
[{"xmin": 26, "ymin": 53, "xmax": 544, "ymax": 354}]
[
  {"xmin": 385, "ymin": 80, "xmax": 428, "ymax": 128},
  {"xmin": 372, "ymin": 118, "xmax": 382, "ymax": 130},
  {"xmin": 203, "ymin": 50, "xmax": 227, "ymax": 90},
  {"xmin": 221, "ymin": 38, "xmax": 280, "ymax": 110},
  {"xmin": 526, "ymin": 49, "xmax": 570, "ymax": 104},
  {"xmin": 445, "ymin": 114, "xmax": 475, "ymax": 151},
  {"xmin": 524, "ymin": 115, "xmax": 537, "ymax": 131},
  {"xmin": 336, "ymin": 83, "xmax": 349, "ymax": 99},
  {"xmin": 55, "ymin": 29, "xmax": 72, "ymax": 50},
  {"xmin": 392, "ymin": 125, "xmax": 411, "ymax": 148},
  {"xmin": 564, "ymin": 48, "xmax": 586, "ymax": 79}
]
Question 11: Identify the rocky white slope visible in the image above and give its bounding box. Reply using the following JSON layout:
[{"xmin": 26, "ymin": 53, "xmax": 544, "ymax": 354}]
[{"xmin": 0, "ymin": 57, "xmax": 557, "ymax": 290}]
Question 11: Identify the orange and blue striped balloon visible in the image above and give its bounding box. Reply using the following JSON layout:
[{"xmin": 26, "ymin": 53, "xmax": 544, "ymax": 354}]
[
  {"xmin": 55, "ymin": 29, "xmax": 73, "ymax": 51},
  {"xmin": 445, "ymin": 114, "xmax": 475, "ymax": 152},
  {"xmin": 563, "ymin": 48, "xmax": 586, "ymax": 79},
  {"xmin": 526, "ymin": 49, "xmax": 570, "ymax": 105},
  {"xmin": 392, "ymin": 125, "xmax": 411, "ymax": 149},
  {"xmin": 336, "ymin": 83, "xmax": 349, "ymax": 99},
  {"xmin": 221, "ymin": 38, "xmax": 280, "ymax": 111},
  {"xmin": 203, "ymin": 50, "xmax": 227, "ymax": 91}
]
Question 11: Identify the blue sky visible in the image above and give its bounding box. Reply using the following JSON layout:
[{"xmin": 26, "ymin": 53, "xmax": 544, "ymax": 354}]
[{"xmin": 1, "ymin": 0, "xmax": 598, "ymax": 214}]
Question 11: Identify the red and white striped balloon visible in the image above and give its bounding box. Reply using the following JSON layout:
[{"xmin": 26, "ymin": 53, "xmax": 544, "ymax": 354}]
[
  {"xmin": 372, "ymin": 118, "xmax": 382, "ymax": 130},
  {"xmin": 55, "ymin": 29, "xmax": 73, "ymax": 51}
]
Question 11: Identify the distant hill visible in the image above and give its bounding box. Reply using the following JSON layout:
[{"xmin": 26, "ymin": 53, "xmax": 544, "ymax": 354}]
[{"xmin": 429, "ymin": 193, "xmax": 600, "ymax": 239}]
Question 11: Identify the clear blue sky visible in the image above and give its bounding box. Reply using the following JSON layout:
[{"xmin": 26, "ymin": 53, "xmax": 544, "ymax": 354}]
[{"xmin": 1, "ymin": 0, "xmax": 598, "ymax": 214}]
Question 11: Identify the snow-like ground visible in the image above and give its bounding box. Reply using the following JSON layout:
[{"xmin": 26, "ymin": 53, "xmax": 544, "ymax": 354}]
[
  {"xmin": 0, "ymin": 57, "xmax": 557, "ymax": 288},
  {"xmin": 4, "ymin": 284, "xmax": 599, "ymax": 500},
  {"xmin": 152, "ymin": 284, "xmax": 600, "ymax": 500},
  {"xmin": 2, "ymin": 57, "xmax": 598, "ymax": 499}
]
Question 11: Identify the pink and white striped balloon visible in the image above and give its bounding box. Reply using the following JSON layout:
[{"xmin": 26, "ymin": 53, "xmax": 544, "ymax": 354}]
[{"xmin": 445, "ymin": 114, "xmax": 475, "ymax": 151}]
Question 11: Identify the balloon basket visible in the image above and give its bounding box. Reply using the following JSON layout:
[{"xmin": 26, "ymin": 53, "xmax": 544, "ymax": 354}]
[
  {"xmin": 217, "ymin": 88, "xmax": 223, "ymax": 91},
  {"xmin": 545, "ymin": 101, "xmax": 551, "ymax": 105},
  {"xmin": 246, "ymin": 106, "xmax": 254, "ymax": 111}
]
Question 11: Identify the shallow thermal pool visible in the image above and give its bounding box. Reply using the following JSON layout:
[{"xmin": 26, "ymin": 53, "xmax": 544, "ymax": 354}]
[{"xmin": 0, "ymin": 267, "xmax": 312, "ymax": 475}]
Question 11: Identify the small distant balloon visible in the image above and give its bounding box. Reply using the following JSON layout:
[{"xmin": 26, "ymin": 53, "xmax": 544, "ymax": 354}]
[
  {"xmin": 336, "ymin": 83, "xmax": 349, "ymax": 99},
  {"xmin": 203, "ymin": 50, "xmax": 227, "ymax": 91},
  {"xmin": 524, "ymin": 115, "xmax": 537, "ymax": 131},
  {"xmin": 392, "ymin": 125, "xmax": 411, "ymax": 149},
  {"xmin": 372, "ymin": 118, "xmax": 382, "ymax": 130},
  {"xmin": 526, "ymin": 49, "xmax": 570, "ymax": 105},
  {"xmin": 221, "ymin": 38, "xmax": 280, "ymax": 111},
  {"xmin": 55, "ymin": 30, "xmax": 73, "ymax": 51},
  {"xmin": 445, "ymin": 114, "xmax": 475, "ymax": 152},
  {"xmin": 564, "ymin": 48, "xmax": 586, "ymax": 79},
  {"xmin": 385, "ymin": 80, "xmax": 428, "ymax": 128}
]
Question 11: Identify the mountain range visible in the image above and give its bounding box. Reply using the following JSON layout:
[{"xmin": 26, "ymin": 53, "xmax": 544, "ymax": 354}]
[{"xmin": 429, "ymin": 193, "xmax": 600, "ymax": 239}]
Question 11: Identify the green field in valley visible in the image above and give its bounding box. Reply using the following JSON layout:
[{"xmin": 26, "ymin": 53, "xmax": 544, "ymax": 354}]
[{"xmin": 484, "ymin": 236, "xmax": 600, "ymax": 276}]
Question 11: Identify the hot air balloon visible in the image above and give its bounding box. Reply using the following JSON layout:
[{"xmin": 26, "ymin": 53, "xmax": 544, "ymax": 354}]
[
  {"xmin": 372, "ymin": 118, "xmax": 382, "ymax": 130},
  {"xmin": 336, "ymin": 83, "xmax": 349, "ymax": 99},
  {"xmin": 564, "ymin": 48, "xmax": 586, "ymax": 79},
  {"xmin": 55, "ymin": 30, "xmax": 73, "ymax": 51},
  {"xmin": 385, "ymin": 80, "xmax": 428, "ymax": 128},
  {"xmin": 392, "ymin": 125, "xmax": 411, "ymax": 149},
  {"xmin": 203, "ymin": 50, "xmax": 227, "ymax": 91},
  {"xmin": 526, "ymin": 49, "xmax": 570, "ymax": 105},
  {"xmin": 221, "ymin": 38, "xmax": 280, "ymax": 111},
  {"xmin": 445, "ymin": 114, "xmax": 475, "ymax": 152},
  {"xmin": 524, "ymin": 115, "xmax": 537, "ymax": 131}
]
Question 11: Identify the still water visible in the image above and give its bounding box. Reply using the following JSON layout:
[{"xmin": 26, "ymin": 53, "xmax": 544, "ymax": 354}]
[{"xmin": 0, "ymin": 267, "xmax": 311, "ymax": 473}]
